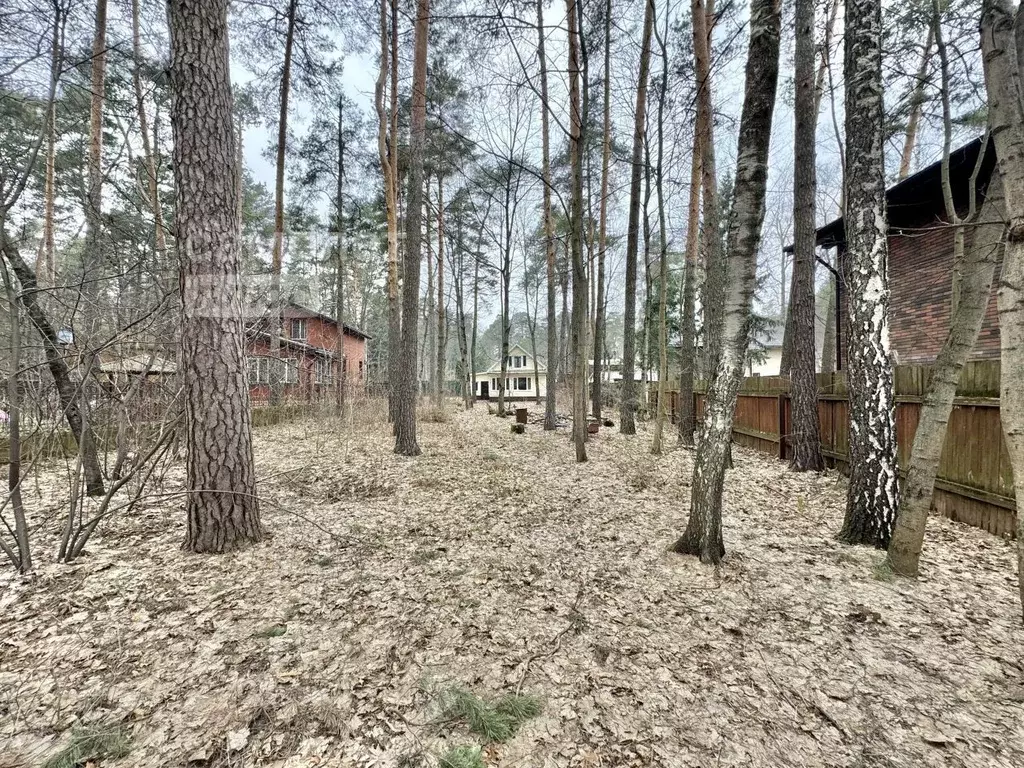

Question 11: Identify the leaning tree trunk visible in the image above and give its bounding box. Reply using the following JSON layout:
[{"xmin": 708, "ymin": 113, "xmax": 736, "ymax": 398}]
[
  {"xmin": 538, "ymin": 0, "xmax": 558, "ymax": 429},
  {"xmin": 980, "ymin": 0, "xmax": 1024, "ymax": 620},
  {"xmin": 838, "ymin": 0, "xmax": 900, "ymax": 548},
  {"xmin": 567, "ymin": 0, "xmax": 588, "ymax": 462},
  {"xmin": 0, "ymin": 232, "xmax": 106, "ymax": 496},
  {"xmin": 619, "ymin": 0, "xmax": 655, "ymax": 436},
  {"xmin": 887, "ymin": 180, "xmax": 1004, "ymax": 575},
  {"xmin": 789, "ymin": 0, "xmax": 825, "ymax": 471},
  {"xmin": 394, "ymin": 0, "xmax": 429, "ymax": 456},
  {"xmin": 672, "ymin": 0, "xmax": 780, "ymax": 563},
  {"xmin": 168, "ymin": 0, "xmax": 262, "ymax": 553}
]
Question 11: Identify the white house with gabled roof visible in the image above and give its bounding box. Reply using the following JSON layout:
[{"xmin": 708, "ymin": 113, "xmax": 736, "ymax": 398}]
[{"xmin": 473, "ymin": 343, "xmax": 547, "ymax": 402}]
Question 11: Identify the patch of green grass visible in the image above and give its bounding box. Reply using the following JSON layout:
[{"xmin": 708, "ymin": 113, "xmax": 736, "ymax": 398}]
[
  {"xmin": 255, "ymin": 624, "xmax": 287, "ymax": 638},
  {"xmin": 438, "ymin": 744, "xmax": 485, "ymax": 768},
  {"xmin": 872, "ymin": 558, "xmax": 895, "ymax": 582},
  {"xmin": 442, "ymin": 687, "xmax": 543, "ymax": 743},
  {"xmin": 43, "ymin": 723, "xmax": 132, "ymax": 768}
]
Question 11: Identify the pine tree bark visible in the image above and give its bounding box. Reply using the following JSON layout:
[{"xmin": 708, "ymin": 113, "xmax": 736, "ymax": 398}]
[
  {"xmin": 37, "ymin": 4, "xmax": 62, "ymax": 287},
  {"xmin": 591, "ymin": 0, "xmax": 612, "ymax": 422},
  {"xmin": 268, "ymin": 0, "xmax": 298, "ymax": 405},
  {"xmin": 567, "ymin": 0, "xmax": 588, "ymax": 461},
  {"xmin": 435, "ymin": 176, "xmax": 446, "ymax": 408},
  {"xmin": 838, "ymin": 0, "xmax": 900, "ymax": 548},
  {"xmin": 537, "ymin": 0, "xmax": 558, "ymax": 429},
  {"xmin": 672, "ymin": 0, "xmax": 781, "ymax": 562},
  {"xmin": 379, "ymin": 0, "xmax": 401, "ymax": 422},
  {"xmin": 132, "ymin": 0, "xmax": 168, "ymax": 265},
  {"xmin": 898, "ymin": 25, "xmax": 934, "ymax": 181},
  {"xmin": 677, "ymin": 128, "xmax": 701, "ymax": 446},
  {"xmin": 651, "ymin": 8, "xmax": 670, "ymax": 455},
  {"xmin": 980, "ymin": 0, "xmax": 1024, "ymax": 620},
  {"xmin": 168, "ymin": 0, "xmax": 263, "ymax": 553},
  {"xmin": 620, "ymin": 0, "xmax": 655, "ymax": 435},
  {"xmin": 335, "ymin": 96, "xmax": 347, "ymax": 409},
  {"xmin": 695, "ymin": 0, "xmax": 723, "ymax": 381},
  {"xmin": 394, "ymin": 0, "xmax": 429, "ymax": 456},
  {"xmin": 82, "ymin": 0, "xmax": 108, "ymax": 338},
  {"xmin": 789, "ymin": 0, "xmax": 824, "ymax": 471}
]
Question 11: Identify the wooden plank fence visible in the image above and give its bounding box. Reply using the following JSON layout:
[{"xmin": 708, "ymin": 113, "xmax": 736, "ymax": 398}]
[{"xmin": 654, "ymin": 360, "xmax": 1017, "ymax": 538}]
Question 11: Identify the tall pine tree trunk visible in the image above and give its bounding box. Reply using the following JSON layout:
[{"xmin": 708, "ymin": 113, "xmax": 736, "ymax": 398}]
[
  {"xmin": 838, "ymin": 0, "xmax": 900, "ymax": 548},
  {"xmin": 672, "ymin": 0, "xmax": 780, "ymax": 563},
  {"xmin": 620, "ymin": 0, "xmax": 655, "ymax": 435},
  {"xmin": 979, "ymin": 0, "xmax": 1024, "ymax": 620},
  {"xmin": 789, "ymin": 0, "xmax": 824, "ymax": 471},
  {"xmin": 567, "ymin": 0, "xmax": 588, "ymax": 461},
  {"xmin": 537, "ymin": 0, "xmax": 558, "ymax": 429},
  {"xmin": 168, "ymin": 0, "xmax": 262, "ymax": 553},
  {"xmin": 378, "ymin": 0, "xmax": 401, "ymax": 422},
  {"xmin": 592, "ymin": 0, "xmax": 612, "ymax": 421},
  {"xmin": 651, "ymin": 8, "xmax": 670, "ymax": 455},
  {"xmin": 37, "ymin": 5, "xmax": 62, "ymax": 287},
  {"xmin": 268, "ymin": 0, "xmax": 298, "ymax": 405},
  {"xmin": 695, "ymin": 0, "xmax": 723, "ymax": 380},
  {"xmin": 435, "ymin": 176, "xmax": 446, "ymax": 408},
  {"xmin": 898, "ymin": 25, "xmax": 934, "ymax": 180},
  {"xmin": 677, "ymin": 127, "xmax": 701, "ymax": 446},
  {"xmin": 394, "ymin": 0, "xmax": 429, "ymax": 456}
]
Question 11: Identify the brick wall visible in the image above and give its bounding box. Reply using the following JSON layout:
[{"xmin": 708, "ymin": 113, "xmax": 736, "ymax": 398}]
[{"xmin": 837, "ymin": 214, "xmax": 1002, "ymax": 366}]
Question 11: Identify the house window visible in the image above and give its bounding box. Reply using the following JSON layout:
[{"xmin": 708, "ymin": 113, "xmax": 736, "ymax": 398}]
[
  {"xmin": 247, "ymin": 356, "xmax": 270, "ymax": 385},
  {"xmin": 290, "ymin": 318, "xmax": 308, "ymax": 341},
  {"xmin": 315, "ymin": 358, "xmax": 332, "ymax": 385},
  {"xmin": 492, "ymin": 378, "xmax": 498, "ymax": 389},
  {"xmin": 517, "ymin": 377, "xmax": 528, "ymax": 390},
  {"xmin": 281, "ymin": 358, "xmax": 298, "ymax": 384}
]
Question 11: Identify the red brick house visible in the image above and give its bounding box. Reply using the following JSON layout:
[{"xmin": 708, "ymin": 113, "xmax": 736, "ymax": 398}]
[
  {"xmin": 246, "ymin": 302, "xmax": 370, "ymax": 402},
  {"xmin": 814, "ymin": 137, "xmax": 1000, "ymax": 369}
]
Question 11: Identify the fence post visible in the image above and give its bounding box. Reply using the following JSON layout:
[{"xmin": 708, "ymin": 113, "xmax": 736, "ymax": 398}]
[{"xmin": 777, "ymin": 392, "xmax": 786, "ymax": 461}]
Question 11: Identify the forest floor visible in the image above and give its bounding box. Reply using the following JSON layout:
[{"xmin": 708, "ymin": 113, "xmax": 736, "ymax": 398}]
[{"xmin": 1, "ymin": 399, "xmax": 1023, "ymax": 768}]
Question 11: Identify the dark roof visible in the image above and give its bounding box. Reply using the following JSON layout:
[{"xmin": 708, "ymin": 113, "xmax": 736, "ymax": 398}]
[
  {"xmin": 250, "ymin": 300, "xmax": 372, "ymax": 340},
  {"xmin": 807, "ymin": 137, "xmax": 996, "ymax": 251}
]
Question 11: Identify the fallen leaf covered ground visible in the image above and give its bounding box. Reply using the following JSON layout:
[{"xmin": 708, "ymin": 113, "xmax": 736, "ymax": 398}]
[{"xmin": 1, "ymin": 400, "xmax": 1022, "ymax": 767}]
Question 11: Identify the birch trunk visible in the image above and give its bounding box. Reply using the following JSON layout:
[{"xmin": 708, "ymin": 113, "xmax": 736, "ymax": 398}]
[
  {"xmin": 168, "ymin": 0, "xmax": 263, "ymax": 552},
  {"xmin": 672, "ymin": 0, "xmax": 781, "ymax": 562},
  {"xmin": 394, "ymin": 0, "xmax": 429, "ymax": 456},
  {"xmin": 620, "ymin": 0, "xmax": 655, "ymax": 435},
  {"xmin": 838, "ymin": 0, "xmax": 900, "ymax": 548},
  {"xmin": 979, "ymin": 0, "xmax": 1024, "ymax": 620}
]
